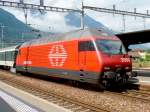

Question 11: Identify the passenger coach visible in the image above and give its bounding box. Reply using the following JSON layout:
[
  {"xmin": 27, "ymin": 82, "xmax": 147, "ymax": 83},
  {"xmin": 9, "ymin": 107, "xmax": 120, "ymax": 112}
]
[{"xmin": 0, "ymin": 45, "xmax": 19, "ymax": 72}]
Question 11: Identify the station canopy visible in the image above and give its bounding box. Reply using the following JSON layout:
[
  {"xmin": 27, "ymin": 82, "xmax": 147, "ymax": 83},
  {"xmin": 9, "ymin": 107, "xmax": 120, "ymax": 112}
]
[{"xmin": 116, "ymin": 29, "xmax": 150, "ymax": 50}]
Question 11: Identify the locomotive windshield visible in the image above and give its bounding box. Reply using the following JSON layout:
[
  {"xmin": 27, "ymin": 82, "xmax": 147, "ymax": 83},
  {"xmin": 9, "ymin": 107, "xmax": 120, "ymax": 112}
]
[{"xmin": 96, "ymin": 40, "xmax": 126, "ymax": 54}]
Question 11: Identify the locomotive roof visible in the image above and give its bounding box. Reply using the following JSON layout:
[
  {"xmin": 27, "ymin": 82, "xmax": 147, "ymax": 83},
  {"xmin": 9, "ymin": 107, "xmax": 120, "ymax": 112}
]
[{"xmin": 21, "ymin": 28, "xmax": 115, "ymax": 47}]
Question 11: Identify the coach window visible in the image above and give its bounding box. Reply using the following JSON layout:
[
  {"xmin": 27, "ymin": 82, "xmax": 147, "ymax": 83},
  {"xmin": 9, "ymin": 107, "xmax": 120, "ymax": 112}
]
[
  {"xmin": 0, "ymin": 52, "xmax": 5, "ymax": 61},
  {"xmin": 6, "ymin": 51, "xmax": 12, "ymax": 61},
  {"xmin": 79, "ymin": 41, "xmax": 95, "ymax": 51},
  {"xmin": 0, "ymin": 52, "xmax": 3, "ymax": 61}
]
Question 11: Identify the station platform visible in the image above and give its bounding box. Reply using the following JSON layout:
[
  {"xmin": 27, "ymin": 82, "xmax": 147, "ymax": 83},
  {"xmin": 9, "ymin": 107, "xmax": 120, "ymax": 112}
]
[
  {"xmin": 129, "ymin": 69, "xmax": 150, "ymax": 90},
  {"xmin": 0, "ymin": 81, "xmax": 71, "ymax": 112},
  {"xmin": 137, "ymin": 76, "xmax": 150, "ymax": 84},
  {"xmin": 0, "ymin": 97, "xmax": 16, "ymax": 112},
  {"xmin": 133, "ymin": 69, "xmax": 150, "ymax": 77}
]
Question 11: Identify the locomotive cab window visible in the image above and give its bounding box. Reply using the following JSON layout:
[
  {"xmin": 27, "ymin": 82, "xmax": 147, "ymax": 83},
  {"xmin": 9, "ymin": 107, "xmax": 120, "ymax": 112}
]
[
  {"xmin": 78, "ymin": 41, "xmax": 95, "ymax": 51},
  {"xmin": 96, "ymin": 39, "xmax": 126, "ymax": 54}
]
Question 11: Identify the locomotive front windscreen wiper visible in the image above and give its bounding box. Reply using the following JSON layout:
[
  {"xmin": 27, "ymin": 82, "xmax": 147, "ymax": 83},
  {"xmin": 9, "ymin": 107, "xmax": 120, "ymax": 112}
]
[{"xmin": 119, "ymin": 44, "xmax": 123, "ymax": 54}]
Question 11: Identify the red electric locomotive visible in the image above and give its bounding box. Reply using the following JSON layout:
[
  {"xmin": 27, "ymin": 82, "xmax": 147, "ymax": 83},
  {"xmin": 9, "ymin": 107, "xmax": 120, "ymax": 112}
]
[{"xmin": 16, "ymin": 28, "xmax": 135, "ymax": 87}]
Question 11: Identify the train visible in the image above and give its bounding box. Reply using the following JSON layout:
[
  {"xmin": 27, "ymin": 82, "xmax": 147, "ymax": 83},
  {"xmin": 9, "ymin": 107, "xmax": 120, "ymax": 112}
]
[{"xmin": 0, "ymin": 28, "xmax": 136, "ymax": 88}]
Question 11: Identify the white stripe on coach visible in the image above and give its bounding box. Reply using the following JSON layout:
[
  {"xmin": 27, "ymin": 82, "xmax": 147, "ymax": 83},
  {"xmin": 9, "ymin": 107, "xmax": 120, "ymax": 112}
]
[{"xmin": 0, "ymin": 61, "xmax": 14, "ymax": 67}]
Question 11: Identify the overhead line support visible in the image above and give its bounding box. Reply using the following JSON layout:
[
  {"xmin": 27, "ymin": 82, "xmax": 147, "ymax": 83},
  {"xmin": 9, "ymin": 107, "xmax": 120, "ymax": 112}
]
[
  {"xmin": 83, "ymin": 6, "xmax": 150, "ymax": 18},
  {"xmin": 81, "ymin": 2, "xmax": 84, "ymax": 29},
  {"xmin": 0, "ymin": 0, "xmax": 81, "ymax": 13}
]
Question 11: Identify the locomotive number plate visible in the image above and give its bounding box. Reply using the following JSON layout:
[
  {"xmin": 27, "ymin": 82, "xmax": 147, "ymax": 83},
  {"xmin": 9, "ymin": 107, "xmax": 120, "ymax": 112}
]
[{"xmin": 120, "ymin": 58, "xmax": 130, "ymax": 62}]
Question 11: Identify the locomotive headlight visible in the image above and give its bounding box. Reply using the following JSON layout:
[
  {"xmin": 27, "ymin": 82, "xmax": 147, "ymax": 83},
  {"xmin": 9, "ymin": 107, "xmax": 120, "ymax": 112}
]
[
  {"xmin": 125, "ymin": 66, "xmax": 131, "ymax": 72},
  {"xmin": 104, "ymin": 66, "xmax": 111, "ymax": 70},
  {"xmin": 125, "ymin": 67, "xmax": 131, "ymax": 70}
]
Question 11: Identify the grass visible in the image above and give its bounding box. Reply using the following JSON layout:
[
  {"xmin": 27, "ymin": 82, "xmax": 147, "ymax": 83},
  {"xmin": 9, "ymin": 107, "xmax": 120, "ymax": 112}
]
[{"xmin": 132, "ymin": 61, "xmax": 150, "ymax": 69}]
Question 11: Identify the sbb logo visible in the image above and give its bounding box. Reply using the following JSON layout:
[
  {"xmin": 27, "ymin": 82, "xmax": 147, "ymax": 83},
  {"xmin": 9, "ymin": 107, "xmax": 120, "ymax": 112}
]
[
  {"xmin": 120, "ymin": 58, "xmax": 130, "ymax": 62},
  {"xmin": 49, "ymin": 45, "xmax": 68, "ymax": 67}
]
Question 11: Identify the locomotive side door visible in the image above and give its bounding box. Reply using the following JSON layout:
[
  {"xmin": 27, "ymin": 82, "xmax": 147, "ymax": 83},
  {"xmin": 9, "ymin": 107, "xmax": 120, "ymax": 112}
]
[
  {"xmin": 78, "ymin": 41, "xmax": 87, "ymax": 70},
  {"xmin": 78, "ymin": 41, "xmax": 95, "ymax": 70}
]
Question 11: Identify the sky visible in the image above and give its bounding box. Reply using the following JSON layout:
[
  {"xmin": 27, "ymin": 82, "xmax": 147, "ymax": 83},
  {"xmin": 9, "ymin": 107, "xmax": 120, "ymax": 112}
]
[
  {"xmin": 2, "ymin": 0, "xmax": 150, "ymax": 32},
  {"xmin": 1, "ymin": 0, "xmax": 150, "ymax": 48}
]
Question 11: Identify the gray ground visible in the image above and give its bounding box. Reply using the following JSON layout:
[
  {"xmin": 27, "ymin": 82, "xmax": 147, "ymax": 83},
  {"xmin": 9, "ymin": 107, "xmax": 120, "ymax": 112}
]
[{"xmin": 0, "ymin": 97, "xmax": 16, "ymax": 112}]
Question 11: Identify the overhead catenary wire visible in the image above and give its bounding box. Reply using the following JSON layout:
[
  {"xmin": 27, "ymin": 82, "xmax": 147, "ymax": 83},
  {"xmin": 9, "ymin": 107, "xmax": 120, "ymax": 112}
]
[
  {"xmin": 0, "ymin": 0, "xmax": 150, "ymax": 36},
  {"xmin": 83, "ymin": 4, "xmax": 150, "ymax": 32},
  {"xmin": 0, "ymin": 0, "xmax": 81, "ymax": 13}
]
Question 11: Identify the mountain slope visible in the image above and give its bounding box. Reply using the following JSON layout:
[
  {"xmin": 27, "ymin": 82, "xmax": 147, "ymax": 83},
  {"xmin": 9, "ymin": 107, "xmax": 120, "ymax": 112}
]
[
  {"xmin": 0, "ymin": 8, "xmax": 31, "ymax": 32},
  {"xmin": 65, "ymin": 12, "xmax": 116, "ymax": 34},
  {"xmin": 65, "ymin": 12, "xmax": 105, "ymax": 28},
  {"xmin": 0, "ymin": 8, "xmax": 37, "ymax": 47}
]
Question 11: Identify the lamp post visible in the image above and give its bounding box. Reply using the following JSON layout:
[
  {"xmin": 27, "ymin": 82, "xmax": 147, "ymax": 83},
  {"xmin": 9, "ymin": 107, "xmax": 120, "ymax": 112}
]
[
  {"xmin": 0, "ymin": 23, "xmax": 5, "ymax": 48},
  {"xmin": 21, "ymin": 33, "xmax": 24, "ymax": 42}
]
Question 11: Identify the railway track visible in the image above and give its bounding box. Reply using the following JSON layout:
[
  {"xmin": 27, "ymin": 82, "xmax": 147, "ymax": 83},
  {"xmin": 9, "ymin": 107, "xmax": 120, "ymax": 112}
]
[
  {"xmin": 0, "ymin": 70, "xmax": 150, "ymax": 112},
  {"xmin": 103, "ymin": 87, "xmax": 150, "ymax": 103},
  {"xmin": 0, "ymin": 71, "xmax": 109, "ymax": 112},
  {"xmin": 121, "ymin": 90, "xmax": 150, "ymax": 102}
]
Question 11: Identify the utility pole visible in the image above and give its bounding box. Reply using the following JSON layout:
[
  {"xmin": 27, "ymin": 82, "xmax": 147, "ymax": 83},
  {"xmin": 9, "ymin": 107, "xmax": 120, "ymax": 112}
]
[
  {"xmin": 20, "ymin": 0, "xmax": 24, "ymax": 4},
  {"xmin": 40, "ymin": 0, "xmax": 44, "ymax": 6},
  {"xmin": 113, "ymin": 4, "xmax": 116, "ymax": 17},
  {"xmin": 1, "ymin": 25, "xmax": 4, "ymax": 48},
  {"xmin": 81, "ymin": 1, "xmax": 84, "ymax": 29},
  {"xmin": 20, "ymin": 0, "xmax": 28, "ymax": 25},
  {"xmin": 134, "ymin": 8, "xmax": 136, "ymax": 20},
  {"xmin": 143, "ymin": 17, "xmax": 146, "ymax": 30},
  {"xmin": 122, "ymin": 14, "xmax": 126, "ymax": 32},
  {"xmin": 23, "ymin": 8, "xmax": 28, "ymax": 25},
  {"xmin": 21, "ymin": 33, "xmax": 24, "ymax": 42}
]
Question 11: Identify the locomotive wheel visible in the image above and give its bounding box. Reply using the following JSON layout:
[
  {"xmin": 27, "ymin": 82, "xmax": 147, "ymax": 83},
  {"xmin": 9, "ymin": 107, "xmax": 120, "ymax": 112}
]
[
  {"xmin": 122, "ymin": 75, "xmax": 128, "ymax": 84},
  {"xmin": 98, "ymin": 83, "xmax": 106, "ymax": 90},
  {"xmin": 100, "ymin": 79, "xmax": 110, "ymax": 89},
  {"xmin": 103, "ymin": 80, "xmax": 110, "ymax": 88},
  {"xmin": 69, "ymin": 80, "xmax": 79, "ymax": 87}
]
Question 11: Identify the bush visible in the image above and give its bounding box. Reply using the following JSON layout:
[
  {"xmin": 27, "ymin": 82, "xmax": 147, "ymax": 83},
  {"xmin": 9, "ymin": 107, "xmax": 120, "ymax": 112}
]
[{"xmin": 145, "ymin": 55, "xmax": 150, "ymax": 61}]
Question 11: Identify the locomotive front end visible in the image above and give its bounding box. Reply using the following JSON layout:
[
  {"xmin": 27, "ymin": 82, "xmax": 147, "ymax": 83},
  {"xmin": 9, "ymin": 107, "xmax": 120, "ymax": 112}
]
[{"xmin": 95, "ymin": 39, "xmax": 136, "ymax": 87}]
